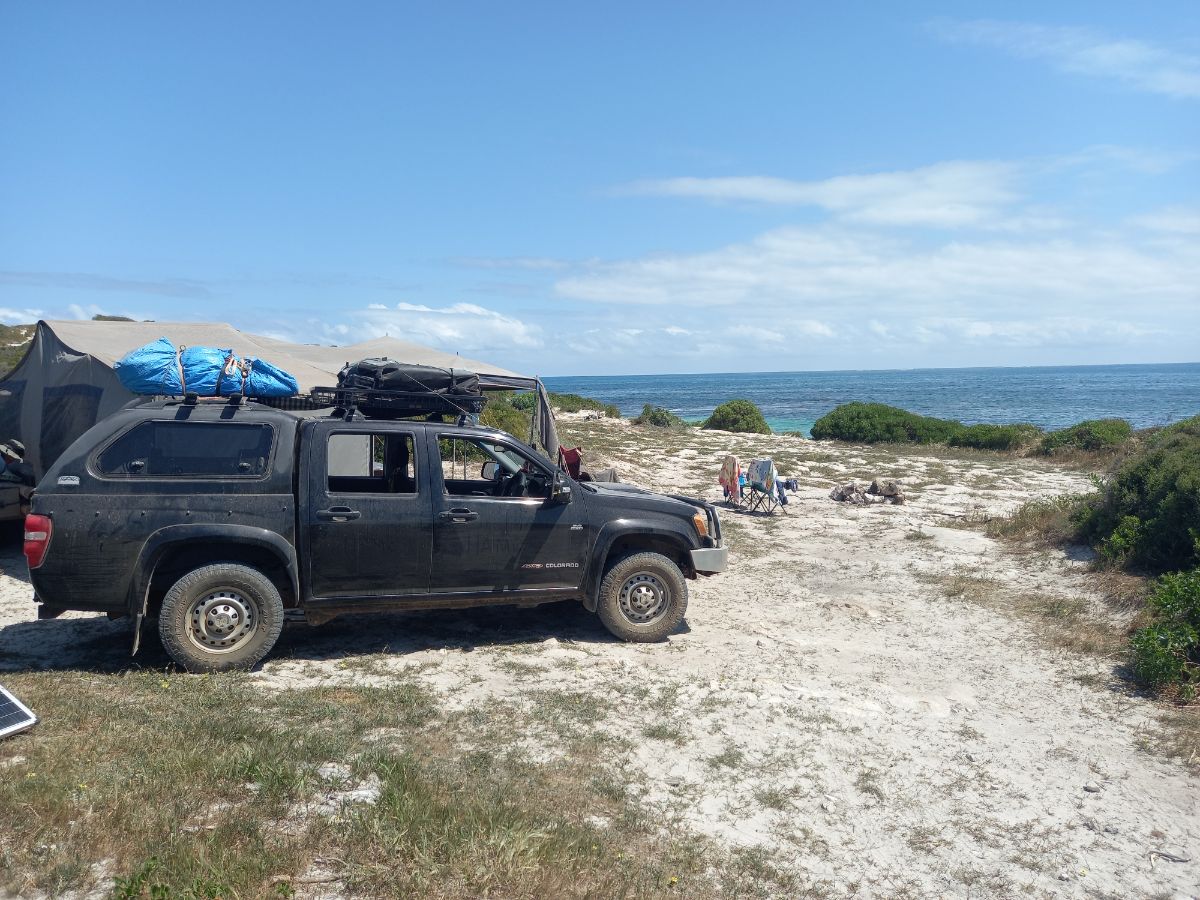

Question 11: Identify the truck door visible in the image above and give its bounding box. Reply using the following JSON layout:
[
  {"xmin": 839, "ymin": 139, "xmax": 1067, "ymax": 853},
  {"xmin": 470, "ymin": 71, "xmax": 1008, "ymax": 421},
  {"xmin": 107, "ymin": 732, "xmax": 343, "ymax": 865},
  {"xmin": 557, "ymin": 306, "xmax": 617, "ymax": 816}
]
[
  {"xmin": 429, "ymin": 431, "xmax": 587, "ymax": 593},
  {"xmin": 301, "ymin": 423, "xmax": 432, "ymax": 599}
]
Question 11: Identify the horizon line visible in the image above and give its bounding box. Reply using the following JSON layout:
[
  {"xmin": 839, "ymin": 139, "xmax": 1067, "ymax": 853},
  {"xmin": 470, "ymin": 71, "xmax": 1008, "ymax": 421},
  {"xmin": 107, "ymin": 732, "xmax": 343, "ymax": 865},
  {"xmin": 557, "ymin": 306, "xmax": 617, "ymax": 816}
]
[{"xmin": 540, "ymin": 359, "xmax": 1200, "ymax": 380}]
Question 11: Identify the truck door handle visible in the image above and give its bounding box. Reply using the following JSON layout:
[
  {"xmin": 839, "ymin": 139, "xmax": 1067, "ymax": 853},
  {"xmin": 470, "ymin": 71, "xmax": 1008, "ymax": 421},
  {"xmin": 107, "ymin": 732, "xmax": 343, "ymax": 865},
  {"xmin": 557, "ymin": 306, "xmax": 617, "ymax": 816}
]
[
  {"xmin": 317, "ymin": 506, "xmax": 361, "ymax": 521},
  {"xmin": 439, "ymin": 507, "xmax": 478, "ymax": 523}
]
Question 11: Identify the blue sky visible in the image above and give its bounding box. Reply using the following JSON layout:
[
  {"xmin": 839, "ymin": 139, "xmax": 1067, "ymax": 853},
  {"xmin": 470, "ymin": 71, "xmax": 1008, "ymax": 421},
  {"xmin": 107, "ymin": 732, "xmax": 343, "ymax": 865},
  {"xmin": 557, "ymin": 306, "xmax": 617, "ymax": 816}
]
[{"xmin": 1, "ymin": 2, "xmax": 1197, "ymax": 376}]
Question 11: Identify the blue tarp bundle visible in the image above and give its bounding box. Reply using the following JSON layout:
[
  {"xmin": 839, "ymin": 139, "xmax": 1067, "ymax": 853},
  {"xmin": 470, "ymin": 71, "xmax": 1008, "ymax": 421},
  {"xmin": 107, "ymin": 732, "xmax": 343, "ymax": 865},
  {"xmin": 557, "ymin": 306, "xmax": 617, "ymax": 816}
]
[
  {"xmin": 113, "ymin": 338, "xmax": 182, "ymax": 394},
  {"xmin": 114, "ymin": 338, "xmax": 299, "ymax": 398},
  {"xmin": 243, "ymin": 358, "xmax": 299, "ymax": 398}
]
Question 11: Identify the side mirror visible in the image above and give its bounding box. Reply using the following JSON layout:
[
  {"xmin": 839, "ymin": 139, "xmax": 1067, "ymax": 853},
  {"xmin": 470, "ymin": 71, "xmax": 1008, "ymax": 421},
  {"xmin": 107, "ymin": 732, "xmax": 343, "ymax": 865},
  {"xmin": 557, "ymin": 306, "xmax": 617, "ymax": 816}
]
[
  {"xmin": 550, "ymin": 471, "xmax": 572, "ymax": 504},
  {"xmin": 480, "ymin": 461, "xmax": 499, "ymax": 480}
]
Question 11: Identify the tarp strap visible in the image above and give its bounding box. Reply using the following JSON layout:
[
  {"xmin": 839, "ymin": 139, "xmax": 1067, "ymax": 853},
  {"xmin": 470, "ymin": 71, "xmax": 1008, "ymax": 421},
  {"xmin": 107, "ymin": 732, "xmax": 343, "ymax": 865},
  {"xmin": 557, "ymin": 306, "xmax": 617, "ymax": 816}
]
[
  {"xmin": 176, "ymin": 345, "xmax": 188, "ymax": 395},
  {"xmin": 221, "ymin": 351, "xmax": 241, "ymax": 397},
  {"xmin": 241, "ymin": 359, "xmax": 253, "ymax": 397}
]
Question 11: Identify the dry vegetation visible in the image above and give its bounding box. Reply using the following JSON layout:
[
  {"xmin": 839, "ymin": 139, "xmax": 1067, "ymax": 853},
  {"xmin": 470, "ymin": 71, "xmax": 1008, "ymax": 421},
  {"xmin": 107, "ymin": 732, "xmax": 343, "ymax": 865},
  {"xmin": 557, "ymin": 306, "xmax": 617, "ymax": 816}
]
[
  {"xmin": 0, "ymin": 670, "xmax": 754, "ymax": 899},
  {"xmin": 1, "ymin": 413, "xmax": 1198, "ymax": 898}
]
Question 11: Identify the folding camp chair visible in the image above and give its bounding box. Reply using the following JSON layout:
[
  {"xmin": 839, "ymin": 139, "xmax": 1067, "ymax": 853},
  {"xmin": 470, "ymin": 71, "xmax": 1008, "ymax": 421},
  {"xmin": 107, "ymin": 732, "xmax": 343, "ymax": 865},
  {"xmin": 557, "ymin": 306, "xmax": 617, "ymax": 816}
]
[
  {"xmin": 744, "ymin": 458, "xmax": 786, "ymax": 514},
  {"xmin": 718, "ymin": 454, "xmax": 744, "ymax": 508},
  {"xmin": 558, "ymin": 446, "xmax": 583, "ymax": 479}
]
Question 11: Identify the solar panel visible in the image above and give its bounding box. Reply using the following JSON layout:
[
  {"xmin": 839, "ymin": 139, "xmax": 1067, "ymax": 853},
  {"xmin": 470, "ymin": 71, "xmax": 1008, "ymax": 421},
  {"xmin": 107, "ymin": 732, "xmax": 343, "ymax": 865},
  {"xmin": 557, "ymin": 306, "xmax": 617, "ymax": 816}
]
[{"xmin": 0, "ymin": 683, "xmax": 37, "ymax": 739}]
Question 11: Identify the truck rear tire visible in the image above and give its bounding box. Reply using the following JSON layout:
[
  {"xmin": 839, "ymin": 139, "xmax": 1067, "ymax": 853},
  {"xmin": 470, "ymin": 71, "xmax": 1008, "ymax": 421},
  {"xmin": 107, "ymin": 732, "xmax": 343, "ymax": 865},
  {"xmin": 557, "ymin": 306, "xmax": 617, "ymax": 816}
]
[
  {"xmin": 597, "ymin": 551, "xmax": 688, "ymax": 642},
  {"xmin": 158, "ymin": 562, "xmax": 285, "ymax": 673}
]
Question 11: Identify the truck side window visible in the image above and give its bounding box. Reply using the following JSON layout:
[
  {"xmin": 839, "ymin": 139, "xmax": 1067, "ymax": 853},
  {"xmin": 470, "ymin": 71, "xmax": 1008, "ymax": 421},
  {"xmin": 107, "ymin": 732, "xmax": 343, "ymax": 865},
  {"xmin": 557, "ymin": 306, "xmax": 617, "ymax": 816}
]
[
  {"xmin": 327, "ymin": 432, "xmax": 416, "ymax": 494},
  {"xmin": 438, "ymin": 436, "xmax": 550, "ymax": 498},
  {"xmin": 96, "ymin": 421, "xmax": 274, "ymax": 477}
]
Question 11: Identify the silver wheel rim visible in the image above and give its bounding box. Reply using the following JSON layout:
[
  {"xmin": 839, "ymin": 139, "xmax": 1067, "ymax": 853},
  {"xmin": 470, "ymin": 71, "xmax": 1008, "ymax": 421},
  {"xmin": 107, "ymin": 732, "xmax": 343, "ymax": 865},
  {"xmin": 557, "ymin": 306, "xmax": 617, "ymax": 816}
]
[
  {"xmin": 618, "ymin": 571, "xmax": 670, "ymax": 625},
  {"xmin": 186, "ymin": 588, "xmax": 257, "ymax": 654}
]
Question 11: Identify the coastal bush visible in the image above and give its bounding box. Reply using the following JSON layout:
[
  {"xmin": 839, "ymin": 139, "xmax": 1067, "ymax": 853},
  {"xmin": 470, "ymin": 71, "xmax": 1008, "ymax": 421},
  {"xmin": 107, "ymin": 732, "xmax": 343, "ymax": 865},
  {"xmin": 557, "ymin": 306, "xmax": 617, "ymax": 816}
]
[
  {"xmin": 510, "ymin": 392, "xmax": 537, "ymax": 412},
  {"xmin": 1074, "ymin": 415, "xmax": 1200, "ymax": 572},
  {"xmin": 949, "ymin": 423, "xmax": 1042, "ymax": 451},
  {"xmin": 810, "ymin": 402, "xmax": 961, "ymax": 444},
  {"xmin": 553, "ymin": 392, "xmax": 620, "ymax": 417},
  {"xmin": 510, "ymin": 390, "xmax": 620, "ymax": 418},
  {"xmin": 701, "ymin": 399, "xmax": 771, "ymax": 434},
  {"xmin": 633, "ymin": 404, "xmax": 688, "ymax": 428},
  {"xmin": 1039, "ymin": 418, "xmax": 1133, "ymax": 455},
  {"xmin": 481, "ymin": 392, "xmax": 533, "ymax": 439},
  {"xmin": 1130, "ymin": 568, "xmax": 1200, "ymax": 697}
]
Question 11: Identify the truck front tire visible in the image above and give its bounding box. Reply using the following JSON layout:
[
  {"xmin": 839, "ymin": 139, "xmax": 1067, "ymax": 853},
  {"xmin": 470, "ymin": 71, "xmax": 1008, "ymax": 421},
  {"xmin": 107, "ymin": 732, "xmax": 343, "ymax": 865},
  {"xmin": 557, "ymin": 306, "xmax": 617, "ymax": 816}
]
[
  {"xmin": 158, "ymin": 562, "xmax": 285, "ymax": 673},
  {"xmin": 597, "ymin": 551, "xmax": 688, "ymax": 642}
]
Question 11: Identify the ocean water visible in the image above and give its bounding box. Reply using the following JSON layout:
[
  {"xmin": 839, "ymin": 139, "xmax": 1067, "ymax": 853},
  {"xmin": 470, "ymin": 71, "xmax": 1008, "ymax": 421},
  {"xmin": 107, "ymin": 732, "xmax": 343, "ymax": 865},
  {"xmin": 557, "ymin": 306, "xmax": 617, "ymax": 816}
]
[{"xmin": 542, "ymin": 363, "xmax": 1200, "ymax": 436}]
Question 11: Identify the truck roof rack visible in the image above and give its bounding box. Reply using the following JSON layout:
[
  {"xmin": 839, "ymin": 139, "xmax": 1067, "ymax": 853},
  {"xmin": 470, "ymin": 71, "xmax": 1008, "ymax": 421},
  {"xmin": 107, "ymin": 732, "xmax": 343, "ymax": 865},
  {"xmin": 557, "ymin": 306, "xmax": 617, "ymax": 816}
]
[{"xmin": 311, "ymin": 385, "xmax": 486, "ymax": 422}]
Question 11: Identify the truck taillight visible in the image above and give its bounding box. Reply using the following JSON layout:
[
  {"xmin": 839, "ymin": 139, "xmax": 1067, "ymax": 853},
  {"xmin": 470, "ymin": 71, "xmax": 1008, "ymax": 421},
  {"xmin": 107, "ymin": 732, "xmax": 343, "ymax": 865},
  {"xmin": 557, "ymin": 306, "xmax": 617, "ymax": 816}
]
[{"xmin": 24, "ymin": 514, "xmax": 52, "ymax": 569}]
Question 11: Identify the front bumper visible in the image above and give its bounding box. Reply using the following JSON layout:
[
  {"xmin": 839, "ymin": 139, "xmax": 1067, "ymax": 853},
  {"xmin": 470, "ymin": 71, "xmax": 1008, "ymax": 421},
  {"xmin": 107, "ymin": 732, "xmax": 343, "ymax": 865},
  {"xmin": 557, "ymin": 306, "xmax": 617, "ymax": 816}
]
[
  {"xmin": 668, "ymin": 493, "xmax": 727, "ymax": 574},
  {"xmin": 691, "ymin": 545, "xmax": 729, "ymax": 574}
]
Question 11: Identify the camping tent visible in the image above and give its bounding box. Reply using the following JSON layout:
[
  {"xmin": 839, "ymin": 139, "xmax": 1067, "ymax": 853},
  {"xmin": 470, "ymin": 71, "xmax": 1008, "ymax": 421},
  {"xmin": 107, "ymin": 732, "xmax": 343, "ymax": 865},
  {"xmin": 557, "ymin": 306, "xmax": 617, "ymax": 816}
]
[{"xmin": 0, "ymin": 319, "xmax": 559, "ymax": 480}]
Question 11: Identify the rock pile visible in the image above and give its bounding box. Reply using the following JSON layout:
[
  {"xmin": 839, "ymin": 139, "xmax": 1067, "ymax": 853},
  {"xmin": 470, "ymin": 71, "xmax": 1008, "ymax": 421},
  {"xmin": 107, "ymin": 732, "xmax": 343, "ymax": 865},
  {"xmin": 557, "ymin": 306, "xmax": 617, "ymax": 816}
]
[
  {"xmin": 870, "ymin": 479, "xmax": 905, "ymax": 503},
  {"xmin": 829, "ymin": 479, "xmax": 905, "ymax": 505}
]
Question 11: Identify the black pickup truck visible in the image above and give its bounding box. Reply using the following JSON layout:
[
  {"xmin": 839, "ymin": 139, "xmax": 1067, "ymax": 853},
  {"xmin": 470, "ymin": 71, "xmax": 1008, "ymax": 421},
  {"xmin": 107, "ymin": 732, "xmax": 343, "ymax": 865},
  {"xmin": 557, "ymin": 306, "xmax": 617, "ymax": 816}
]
[{"xmin": 24, "ymin": 396, "xmax": 727, "ymax": 671}]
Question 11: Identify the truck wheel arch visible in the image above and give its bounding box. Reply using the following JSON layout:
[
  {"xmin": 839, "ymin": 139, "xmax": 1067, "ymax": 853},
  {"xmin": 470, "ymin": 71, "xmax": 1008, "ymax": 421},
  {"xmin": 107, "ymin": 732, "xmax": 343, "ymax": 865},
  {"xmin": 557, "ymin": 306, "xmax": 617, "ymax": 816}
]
[
  {"xmin": 584, "ymin": 524, "xmax": 696, "ymax": 612},
  {"xmin": 130, "ymin": 525, "xmax": 299, "ymax": 619}
]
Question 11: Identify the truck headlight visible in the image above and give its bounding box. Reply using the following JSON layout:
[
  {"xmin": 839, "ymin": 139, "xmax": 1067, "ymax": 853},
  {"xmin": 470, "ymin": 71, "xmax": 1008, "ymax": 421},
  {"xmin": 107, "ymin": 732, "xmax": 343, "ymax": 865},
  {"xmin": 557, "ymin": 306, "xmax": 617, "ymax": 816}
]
[{"xmin": 692, "ymin": 511, "xmax": 708, "ymax": 539}]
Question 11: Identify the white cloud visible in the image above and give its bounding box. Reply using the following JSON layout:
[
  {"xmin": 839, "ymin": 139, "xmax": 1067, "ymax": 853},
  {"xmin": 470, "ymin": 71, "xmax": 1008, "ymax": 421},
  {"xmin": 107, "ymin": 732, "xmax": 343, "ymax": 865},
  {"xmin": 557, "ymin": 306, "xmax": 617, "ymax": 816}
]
[
  {"xmin": 552, "ymin": 225, "xmax": 1200, "ymax": 324},
  {"xmin": 317, "ymin": 301, "xmax": 543, "ymax": 351},
  {"xmin": 451, "ymin": 256, "xmax": 570, "ymax": 271},
  {"xmin": 0, "ymin": 270, "xmax": 210, "ymax": 298},
  {"xmin": 67, "ymin": 303, "xmax": 106, "ymax": 320},
  {"xmin": 0, "ymin": 307, "xmax": 44, "ymax": 325},
  {"xmin": 622, "ymin": 148, "xmax": 1187, "ymax": 233},
  {"xmin": 729, "ymin": 324, "xmax": 786, "ymax": 344},
  {"xmin": 1131, "ymin": 207, "xmax": 1200, "ymax": 234},
  {"xmin": 929, "ymin": 19, "xmax": 1200, "ymax": 99},
  {"xmin": 911, "ymin": 316, "xmax": 1161, "ymax": 347},
  {"xmin": 626, "ymin": 161, "xmax": 1021, "ymax": 227},
  {"xmin": 1053, "ymin": 144, "xmax": 1194, "ymax": 176},
  {"xmin": 563, "ymin": 325, "xmax": 719, "ymax": 359}
]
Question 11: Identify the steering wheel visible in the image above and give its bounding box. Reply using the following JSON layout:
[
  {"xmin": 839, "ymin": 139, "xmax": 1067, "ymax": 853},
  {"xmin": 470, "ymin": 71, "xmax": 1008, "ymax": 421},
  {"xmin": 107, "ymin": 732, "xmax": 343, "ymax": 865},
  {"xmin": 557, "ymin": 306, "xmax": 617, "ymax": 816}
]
[
  {"xmin": 502, "ymin": 470, "xmax": 529, "ymax": 497},
  {"xmin": 525, "ymin": 470, "xmax": 550, "ymax": 497}
]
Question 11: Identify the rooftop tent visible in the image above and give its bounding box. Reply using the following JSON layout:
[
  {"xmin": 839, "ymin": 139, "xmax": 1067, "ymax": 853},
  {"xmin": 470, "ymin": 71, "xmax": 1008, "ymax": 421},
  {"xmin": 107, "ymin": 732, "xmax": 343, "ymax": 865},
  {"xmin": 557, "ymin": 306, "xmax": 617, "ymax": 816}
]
[{"xmin": 0, "ymin": 319, "xmax": 559, "ymax": 479}]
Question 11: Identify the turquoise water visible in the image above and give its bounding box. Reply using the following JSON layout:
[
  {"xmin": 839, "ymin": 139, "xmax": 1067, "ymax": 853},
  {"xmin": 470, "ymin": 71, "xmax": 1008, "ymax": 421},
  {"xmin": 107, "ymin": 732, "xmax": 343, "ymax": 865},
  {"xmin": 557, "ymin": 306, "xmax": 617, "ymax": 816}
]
[{"xmin": 542, "ymin": 363, "xmax": 1200, "ymax": 436}]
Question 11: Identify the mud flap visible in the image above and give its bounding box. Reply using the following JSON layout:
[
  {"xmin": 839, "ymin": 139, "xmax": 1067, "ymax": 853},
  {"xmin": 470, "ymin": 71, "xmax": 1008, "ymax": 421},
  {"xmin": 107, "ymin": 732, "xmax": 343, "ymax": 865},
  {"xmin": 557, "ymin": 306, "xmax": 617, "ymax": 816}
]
[{"xmin": 131, "ymin": 612, "xmax": 144, "ymax": 657}]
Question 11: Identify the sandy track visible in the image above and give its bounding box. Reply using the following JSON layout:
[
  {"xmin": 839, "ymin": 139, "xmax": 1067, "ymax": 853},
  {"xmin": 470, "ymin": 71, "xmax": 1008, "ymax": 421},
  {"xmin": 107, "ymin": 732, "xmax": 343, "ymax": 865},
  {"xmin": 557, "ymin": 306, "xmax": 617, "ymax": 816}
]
[{"xmin": 1, "ymin": 422, "xmax": 1196, "ymax": 899}]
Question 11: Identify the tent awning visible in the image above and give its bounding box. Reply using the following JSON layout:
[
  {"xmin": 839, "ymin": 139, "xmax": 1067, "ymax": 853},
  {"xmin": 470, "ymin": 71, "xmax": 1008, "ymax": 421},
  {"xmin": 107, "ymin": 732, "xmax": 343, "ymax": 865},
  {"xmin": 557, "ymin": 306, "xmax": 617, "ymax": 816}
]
[
  {"xmin": 42, "ymin": 320, "xmax": 534, "ymax": 392},
  {"xmin": 29, "ymin": 319, "xmax": 560, "ymax": 463}
]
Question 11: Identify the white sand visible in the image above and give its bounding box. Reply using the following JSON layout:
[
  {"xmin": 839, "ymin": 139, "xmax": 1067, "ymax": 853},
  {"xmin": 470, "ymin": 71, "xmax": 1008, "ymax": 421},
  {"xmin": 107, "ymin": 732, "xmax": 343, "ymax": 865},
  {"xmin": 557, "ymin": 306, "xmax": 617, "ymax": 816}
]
[{"xmin": 1, "ymin": 421, "xmax": 1196, "ymax": 899}]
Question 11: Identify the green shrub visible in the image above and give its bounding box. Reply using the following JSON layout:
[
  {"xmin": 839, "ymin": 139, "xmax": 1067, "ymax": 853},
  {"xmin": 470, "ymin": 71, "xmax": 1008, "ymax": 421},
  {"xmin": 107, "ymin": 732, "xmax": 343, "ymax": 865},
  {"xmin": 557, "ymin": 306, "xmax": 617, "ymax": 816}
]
[
  {"xmin": 480, "ymin": 397, "xmax": 532, "ymax": 439},
  {"xmin": 633, "ymin": 404, "xmax": 687, "ymax": 428},
  {"xmin": 810, "ymin": 402, "xmax": 961, "ymax": 444},
  {"xmin": 1075, "ymin": 415, "xmax": 1200, "ymax": 572},
  {"xmin": 510, "ymin": 392, "xmax": 537, "ymax": 412},
  {"xmin": 701, "ymin": 399, "xmax": 771, "ymax": 434},
  {"xmin": 1130, "ymin": 568, "xmax": 1200, "ymax": 696},
  {"xmin": 510, "ymin": 390, "xmax": 619, "ymax": 418},
  {"xmin": 548, "ymin": 392, "xmax": 620, "ymax": 418},
  {"xmin": 949, "ymin": 423, "xmax": 1042, "ymax": 451},
  {"xmin": 1038, "ymin": 418, "xmax": 1133, "ymax": 455}
]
